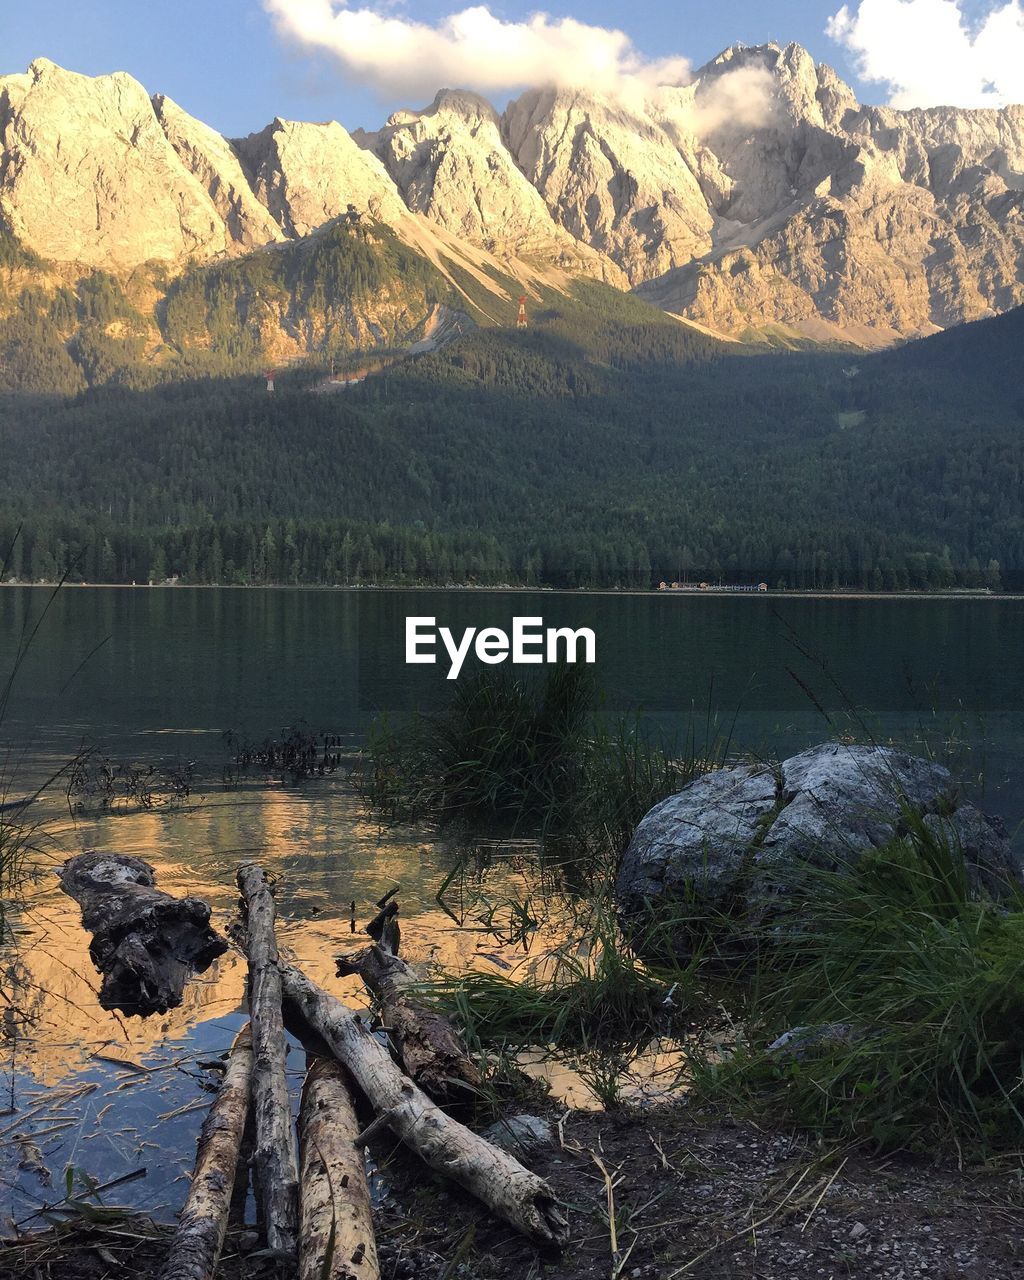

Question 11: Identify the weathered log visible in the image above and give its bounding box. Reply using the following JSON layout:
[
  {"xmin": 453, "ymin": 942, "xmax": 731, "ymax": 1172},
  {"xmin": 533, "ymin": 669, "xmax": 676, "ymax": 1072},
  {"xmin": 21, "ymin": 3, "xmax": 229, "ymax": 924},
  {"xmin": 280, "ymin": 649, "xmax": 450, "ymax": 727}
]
[
  {"xmin": 228, "ymin": 1102, "xmax": 256, "ymax": 1229},
  {"xmin": 336, "ymin": 944, "xmax": 481, "ymax": 1100},
  {"xmin": 236, "ymin": 862, "xmax": 300, "ymax": 1257},
  {"xmin": 281, "ymin": 960, "xmax": 568, "ymax": 1249},
  {"xmin": 159, "ymin": 1024, "xmax": 253, "ymax": 1280},
  {"xmin": 57, "ymin": 852, "xmax": 226, "ymax": 1016},
  {"xmin": 299, "ymin": 1057, "xmax": 380, "ymax": 1280}
]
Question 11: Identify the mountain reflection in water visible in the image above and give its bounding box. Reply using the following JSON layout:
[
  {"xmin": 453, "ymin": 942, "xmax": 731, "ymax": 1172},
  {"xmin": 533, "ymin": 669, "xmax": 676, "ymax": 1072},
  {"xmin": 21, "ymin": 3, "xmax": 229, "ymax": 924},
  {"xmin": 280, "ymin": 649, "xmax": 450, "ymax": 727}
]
[{"xmin": 2, "ymin": 778, "xmax": 636, "ymax": 1222}]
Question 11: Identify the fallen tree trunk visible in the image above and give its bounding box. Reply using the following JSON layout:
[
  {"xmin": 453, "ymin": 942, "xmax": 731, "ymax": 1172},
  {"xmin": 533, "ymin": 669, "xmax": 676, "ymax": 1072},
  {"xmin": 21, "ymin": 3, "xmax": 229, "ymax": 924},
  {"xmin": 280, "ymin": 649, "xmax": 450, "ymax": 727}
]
[
  {"xmin": 159, "ymin": 1024, "xmax": 253, "ymax": 1280},
  {"xmin": 281, "ymin": 961, "xmax": 568, "ymax": 1249},
  {"xmin": 299, "ymin": 1057, "xmax": 380, "ymax": 1280},
  {"xmin": 236, "ymin": 862, "xmax": 300, "ymax": 1257},
  {"xmin": 57, "ymin": 852, "xmax": 226, "ymax": 1016},
  {"xmin": 336, "ymin": 944, "xmax": 481, "ymax": 1101}
]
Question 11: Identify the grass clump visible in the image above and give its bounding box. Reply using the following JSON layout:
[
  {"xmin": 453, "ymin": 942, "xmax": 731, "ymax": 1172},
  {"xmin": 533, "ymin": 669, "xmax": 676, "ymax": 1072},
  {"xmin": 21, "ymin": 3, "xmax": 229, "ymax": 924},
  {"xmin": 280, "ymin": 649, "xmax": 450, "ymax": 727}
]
[
  {"xmin": 363, "ymin": 664, "xmax": 718, "ymax": 855},
  {"xmin": 694, "ymin": 819, "xmax": 1024, "ymax": 1156},
  {"xmin": 422, "ymin": 901, "xmax": 687, "ymax": 1055}
]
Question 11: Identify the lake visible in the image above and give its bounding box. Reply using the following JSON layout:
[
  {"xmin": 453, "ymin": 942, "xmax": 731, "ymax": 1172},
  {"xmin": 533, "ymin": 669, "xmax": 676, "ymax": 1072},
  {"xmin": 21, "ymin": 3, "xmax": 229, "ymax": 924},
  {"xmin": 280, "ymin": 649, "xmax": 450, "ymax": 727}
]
[{"xmin": 1, "ymin": 586, "xmax": 1022, "ymax": 1221}]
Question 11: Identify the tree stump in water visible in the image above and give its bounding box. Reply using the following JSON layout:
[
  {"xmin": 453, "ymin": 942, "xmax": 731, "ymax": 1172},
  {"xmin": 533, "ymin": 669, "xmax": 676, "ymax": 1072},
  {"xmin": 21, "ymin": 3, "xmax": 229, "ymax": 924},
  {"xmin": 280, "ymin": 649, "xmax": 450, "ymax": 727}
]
[{"xmin": 57, "ymin": 852, "xmax": 226, "ymax": 1016}]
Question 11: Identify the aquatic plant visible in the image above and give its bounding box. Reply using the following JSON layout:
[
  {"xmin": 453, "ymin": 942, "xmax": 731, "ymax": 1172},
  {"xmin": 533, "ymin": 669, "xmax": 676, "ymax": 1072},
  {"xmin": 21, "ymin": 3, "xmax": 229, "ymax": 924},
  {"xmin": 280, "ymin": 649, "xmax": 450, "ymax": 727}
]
[
  {"xmin": 223, "ymin": 723, "xmax": 347, "ymax": 784},
  {"xmin": 66, "ymin": 752, "xmax": 197, "ymax": 813},
  {"xmin": 420, "ymin": 895, "xmax": 696, "ymax": 1055},
  {"xmin": 362, "ymin": 664, "xmax": 723, "ymax": 860}
]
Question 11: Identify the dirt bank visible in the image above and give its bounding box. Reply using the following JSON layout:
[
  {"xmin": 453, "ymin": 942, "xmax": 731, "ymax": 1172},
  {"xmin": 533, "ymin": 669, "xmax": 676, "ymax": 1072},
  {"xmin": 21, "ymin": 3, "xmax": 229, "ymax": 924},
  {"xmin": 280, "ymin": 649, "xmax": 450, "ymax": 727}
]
[{"xmin": 3, "ymin": 1106, "xmax": 1022, "ymax": 1279}]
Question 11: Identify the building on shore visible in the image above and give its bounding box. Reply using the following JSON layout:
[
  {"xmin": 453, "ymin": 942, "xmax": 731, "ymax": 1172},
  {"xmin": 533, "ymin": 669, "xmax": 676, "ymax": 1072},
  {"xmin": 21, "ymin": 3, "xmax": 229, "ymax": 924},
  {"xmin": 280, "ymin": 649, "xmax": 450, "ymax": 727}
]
[{"xmin": 658, "ymin": 581, "xmax": 769, "ymax": 593}]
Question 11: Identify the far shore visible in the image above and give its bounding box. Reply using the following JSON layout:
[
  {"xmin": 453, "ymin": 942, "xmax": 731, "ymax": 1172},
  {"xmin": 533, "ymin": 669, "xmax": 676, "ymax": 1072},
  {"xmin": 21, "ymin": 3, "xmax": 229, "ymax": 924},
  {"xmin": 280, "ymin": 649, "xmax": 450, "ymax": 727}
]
[{"xmin": 1, "ymin": 582, "xmax": 1020, "ymax": 600}]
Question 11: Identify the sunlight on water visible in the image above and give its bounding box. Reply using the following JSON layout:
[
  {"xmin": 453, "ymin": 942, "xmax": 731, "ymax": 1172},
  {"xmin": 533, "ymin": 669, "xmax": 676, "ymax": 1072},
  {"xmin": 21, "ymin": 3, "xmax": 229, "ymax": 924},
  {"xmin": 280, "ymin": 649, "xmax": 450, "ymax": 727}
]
[
  {"xmin": 3, "ymin": 586, "xmax": 1024, "ymax": 1224},
  {"xmin": 0, "ymin": 777, "xmax": 600, "ymax": 1222}
]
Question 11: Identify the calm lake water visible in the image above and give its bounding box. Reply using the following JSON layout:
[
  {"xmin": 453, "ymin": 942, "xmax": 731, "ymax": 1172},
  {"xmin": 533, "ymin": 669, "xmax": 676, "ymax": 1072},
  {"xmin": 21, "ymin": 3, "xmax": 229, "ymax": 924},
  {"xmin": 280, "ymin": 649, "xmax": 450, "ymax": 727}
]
[{"xmin": 1, "ymin": 586, "xmax": 1022, "ymax": 1221}]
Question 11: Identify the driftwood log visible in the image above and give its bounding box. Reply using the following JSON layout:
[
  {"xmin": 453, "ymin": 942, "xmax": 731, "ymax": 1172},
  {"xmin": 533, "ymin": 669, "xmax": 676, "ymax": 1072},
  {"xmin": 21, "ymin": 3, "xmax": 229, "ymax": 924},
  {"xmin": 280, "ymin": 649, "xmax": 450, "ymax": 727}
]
[
  {"xmin": 336, "ymin": 943, "xmax": 481, "ymax": 1101},
  {"xmin": 0, "ymin": 795, "xmax": 33, "ymax": 814},
  {"xmin": 299, "ymin": 1057, "xmax": 380, "ymax": 1280},
  {"xmin": 159, "ymin": 1024, "xmax": 254, "ymax": 1280},
  {"xmin": 57, "ymin": 852, "xmax": 226, "ymax": 1015},
  {"xmin": 236, "ymin": 862, "xmax": 301, "ymax": 1257},
  {"xmin": 281, "ymin": 960, "xmax": 568, "ymax": 1249}
]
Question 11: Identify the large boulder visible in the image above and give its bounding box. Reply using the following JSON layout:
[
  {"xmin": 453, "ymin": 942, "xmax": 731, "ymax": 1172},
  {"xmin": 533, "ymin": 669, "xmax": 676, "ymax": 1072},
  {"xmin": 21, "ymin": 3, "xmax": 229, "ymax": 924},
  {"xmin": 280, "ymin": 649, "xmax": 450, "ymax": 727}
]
[{"xmin": 615, "ymin": 743, "xmax": 1018, "ymax": 950}]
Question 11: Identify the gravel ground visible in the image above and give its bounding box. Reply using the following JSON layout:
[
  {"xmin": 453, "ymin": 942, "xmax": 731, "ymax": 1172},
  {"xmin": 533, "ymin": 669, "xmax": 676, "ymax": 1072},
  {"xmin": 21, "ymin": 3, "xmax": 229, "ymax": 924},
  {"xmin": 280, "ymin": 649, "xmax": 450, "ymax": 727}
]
[{"xmin": 2, "ymin": 1106, "xmax": 1022, "ymax": 1279}]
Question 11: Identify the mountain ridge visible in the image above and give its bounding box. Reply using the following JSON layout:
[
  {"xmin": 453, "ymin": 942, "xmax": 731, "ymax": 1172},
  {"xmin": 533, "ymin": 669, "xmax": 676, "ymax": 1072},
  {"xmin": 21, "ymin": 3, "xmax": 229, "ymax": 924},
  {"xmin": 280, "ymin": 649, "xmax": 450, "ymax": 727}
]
[{"xmin": 0, "ymin": 44, "xmax": 1022, "ymax": 358}]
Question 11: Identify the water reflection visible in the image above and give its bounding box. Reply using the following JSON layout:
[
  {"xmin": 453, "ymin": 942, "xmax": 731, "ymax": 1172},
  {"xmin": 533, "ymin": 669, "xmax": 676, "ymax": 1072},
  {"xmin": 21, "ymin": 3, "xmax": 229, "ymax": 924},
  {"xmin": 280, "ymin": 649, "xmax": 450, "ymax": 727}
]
[
  {"xmin": 4, "ymin": 587, "xmax": 1024, "ymax": 1223},
  {"xmin": 0, "ymin": 777, "xmax": 600, "ymax": 1222}
]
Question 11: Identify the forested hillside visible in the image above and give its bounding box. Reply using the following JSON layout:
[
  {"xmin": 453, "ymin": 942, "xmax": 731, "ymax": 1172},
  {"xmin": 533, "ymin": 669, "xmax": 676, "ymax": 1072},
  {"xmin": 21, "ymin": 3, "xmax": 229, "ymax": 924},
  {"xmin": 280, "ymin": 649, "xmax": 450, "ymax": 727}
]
[
  {"xmin": 1, "ymin": 291, "xmax": 1021, "ymax": 591},
  {"xmin": 0, "ymin": 219, "xmax": 496, "ymax": 395}
]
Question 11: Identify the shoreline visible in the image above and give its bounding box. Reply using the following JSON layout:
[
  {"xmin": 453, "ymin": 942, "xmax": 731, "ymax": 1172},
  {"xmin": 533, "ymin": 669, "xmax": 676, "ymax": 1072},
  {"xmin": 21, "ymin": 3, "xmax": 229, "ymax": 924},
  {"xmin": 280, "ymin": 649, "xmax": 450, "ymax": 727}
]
[{"xmin": 0, "ymin": 582, "xmax": 1019, "ymax": 601}]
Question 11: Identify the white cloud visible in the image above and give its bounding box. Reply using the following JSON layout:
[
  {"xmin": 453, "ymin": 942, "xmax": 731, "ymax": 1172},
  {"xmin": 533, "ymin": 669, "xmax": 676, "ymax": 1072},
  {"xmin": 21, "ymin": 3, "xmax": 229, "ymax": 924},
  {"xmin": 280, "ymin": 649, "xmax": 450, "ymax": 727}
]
[
  {"xmin": 262, "ymin": 0, "xmax": 691, "ymax": 102},
  {"xmin": 826, "ymin": 0, "xmax": 1024, "ymax": 108},
  {"xmin": 693, "ymin": 64, "xmax": 779, "ymax": 132}
]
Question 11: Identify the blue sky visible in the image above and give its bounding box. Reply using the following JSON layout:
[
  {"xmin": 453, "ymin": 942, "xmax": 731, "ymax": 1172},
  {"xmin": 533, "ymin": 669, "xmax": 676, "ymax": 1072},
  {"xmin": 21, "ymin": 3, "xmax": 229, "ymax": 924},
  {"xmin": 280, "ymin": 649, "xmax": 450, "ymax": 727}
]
[{"xmin": 2, "ymin": 1, "xmax": 1021, "ymax": 134}]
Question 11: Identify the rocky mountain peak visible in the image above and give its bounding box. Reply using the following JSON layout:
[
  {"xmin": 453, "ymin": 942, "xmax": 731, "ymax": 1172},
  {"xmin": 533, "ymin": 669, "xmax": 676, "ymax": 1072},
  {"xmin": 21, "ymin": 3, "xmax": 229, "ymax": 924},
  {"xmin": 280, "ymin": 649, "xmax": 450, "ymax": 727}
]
[
  {"xmin": 428, "ymin": 89, "xmax": 501, "ymax": 127},
  {"xmin": 502, "ymin": 84, "xmax": 715, "ymax": 282},
  {"xmin": 153, "ymin": 94, "xmax": 284, "ymax": 252},
  {"xmin": 0, "ymin": 59, "xmax": 229, "ymax": 270},
  {"xmin": 232, "ymin": 116, "xmax": 409, "ymax": 239},
  {"xmin": 1, "ymin": 53, "xmax": 1022, "ymax": 346},
  {"xmin": 361, "ymin": 85, "xmax": 612, "ymax": 276}
]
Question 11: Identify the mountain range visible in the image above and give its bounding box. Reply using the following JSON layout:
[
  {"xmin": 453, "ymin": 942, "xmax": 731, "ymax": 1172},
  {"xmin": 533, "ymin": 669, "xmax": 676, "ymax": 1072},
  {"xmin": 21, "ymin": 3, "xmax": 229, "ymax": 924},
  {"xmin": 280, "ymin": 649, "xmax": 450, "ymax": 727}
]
[
  {"xmin": 0, "ymin": 44, "xmax": 1022, "ymax": 591},
  {"xmin": 1, "ymin": 40, "xmax": 1023, "ymax": 380}
]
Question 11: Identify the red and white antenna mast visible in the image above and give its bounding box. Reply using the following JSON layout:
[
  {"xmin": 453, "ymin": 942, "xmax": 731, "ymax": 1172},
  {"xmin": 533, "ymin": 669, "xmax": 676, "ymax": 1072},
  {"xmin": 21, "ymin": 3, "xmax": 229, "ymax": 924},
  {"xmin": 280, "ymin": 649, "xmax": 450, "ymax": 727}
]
[{"xmin": 516, "ymin": 296, "xmax": 528, "ymax": 330}]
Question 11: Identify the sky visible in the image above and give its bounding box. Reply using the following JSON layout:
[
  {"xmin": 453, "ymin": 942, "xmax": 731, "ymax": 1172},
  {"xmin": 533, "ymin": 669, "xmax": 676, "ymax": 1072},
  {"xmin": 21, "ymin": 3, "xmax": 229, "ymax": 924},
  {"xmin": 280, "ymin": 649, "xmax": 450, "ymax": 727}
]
[{"xmin": 2, "ymin": 0, "xmax": 1022, "ymax": 136}]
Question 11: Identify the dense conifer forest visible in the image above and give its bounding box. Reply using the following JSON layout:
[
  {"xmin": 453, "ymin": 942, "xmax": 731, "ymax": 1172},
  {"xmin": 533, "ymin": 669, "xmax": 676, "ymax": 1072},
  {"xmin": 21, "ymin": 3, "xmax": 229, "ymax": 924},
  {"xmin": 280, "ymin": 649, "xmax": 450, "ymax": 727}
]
[{"xmin": 1, "ymin": 240, "xmax": 1021, "ymax": 589}]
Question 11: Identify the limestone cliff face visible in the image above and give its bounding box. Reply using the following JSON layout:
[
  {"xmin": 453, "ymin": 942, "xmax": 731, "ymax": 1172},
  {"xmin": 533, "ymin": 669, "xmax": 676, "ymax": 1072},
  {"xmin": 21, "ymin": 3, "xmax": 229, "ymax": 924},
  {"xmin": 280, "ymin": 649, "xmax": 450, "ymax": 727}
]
[
  {"xmin": 502, "ymin": 86, "xmax": 715, "ymax": 285},
  {"xmin": 1, "ymin": 48, "xmax": 1022, "ymax": 344},
  {"xmin": 0, "ymin": 59, "xmax": 230, "ymax": 270},
  {"xmin": 153, "ymin": 95, "xmax": 284, "ymax": 252},
  {"xmin": 497, "ymin": 40, "xmax": 1023, "ymax": 337},
  {"xmin": 635, "ymin": 43, "xmax": 1024, "ymax": 336},
  {"xmin": 357, "ymin": 89, "xmax": 617, "ymax": 281},
  {"xmin": 0, "ymin": 61, "xmax": 416, "ymax": 270},
  {"xmin": 232, "ymin": 117, "xmax": 410, "ymax": 238}
]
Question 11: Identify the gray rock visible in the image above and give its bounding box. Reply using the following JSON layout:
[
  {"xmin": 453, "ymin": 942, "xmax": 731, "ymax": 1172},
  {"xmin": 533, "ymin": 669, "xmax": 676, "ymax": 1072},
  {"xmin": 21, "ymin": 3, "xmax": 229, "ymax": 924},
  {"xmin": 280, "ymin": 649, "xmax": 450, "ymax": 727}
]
[
  {"xmin": 481, "ymin": 1114, "xmax": 554, "ymax": 1161},
  {"xmin": 614, "ymin": 765, "xmax": 779, "ymax": 940},
  {"xmin": 921, "ymin": 803, "xmax": 1017, "ymax": 896},
  {"xmin": 754, "ymin": 744, "xmax": 954, "ymax": 897},
  {"xmin": 615, "ymin": 742, "xmax": 1019, "ymax": 947},
  {"xmin": 767, "ymin": 1022, "xmax": 862, "ymax": 1060}
]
